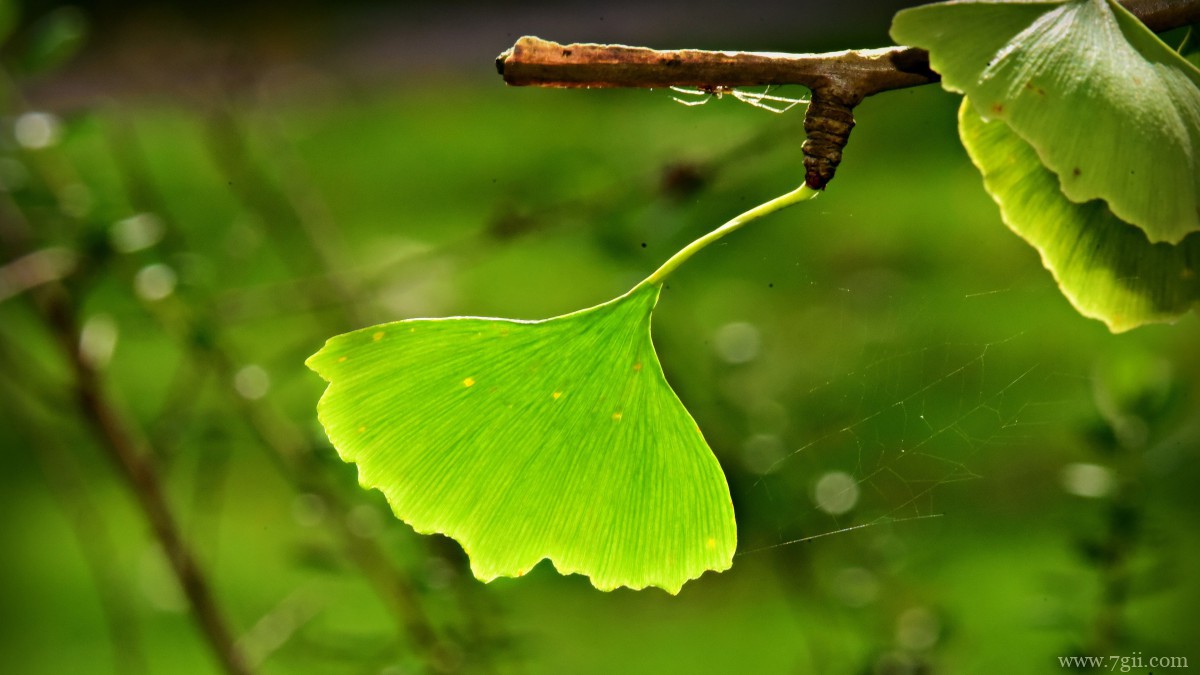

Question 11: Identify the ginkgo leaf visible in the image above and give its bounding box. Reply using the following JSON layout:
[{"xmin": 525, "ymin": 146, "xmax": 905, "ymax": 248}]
[
  {"xmin": 307, "ymin": 282, "xmax": 736, "ymax": 593},
  {"xmin": 891, "ymin": 0, "xmax": 1200, "ymax": 244},
  {"xmin": 307, "ymin": 184, "xmax": 816, "ymax": 594},
  {"xmin": 959, "ymin": 99, "xmax": 1200, "ymax": 331}
]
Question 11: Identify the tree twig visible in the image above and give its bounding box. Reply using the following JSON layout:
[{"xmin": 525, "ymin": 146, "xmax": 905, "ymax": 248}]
[
  {"xmin": 495, "ymin": 0, "xmax": 1200, "ymax": 189},
  {"xmin": 497, "ymin": 38, "xmax": 936, "ymax": 95},
  {"xmin": 496, "ymin": 0, "xmax": 1198, "ymax": 92}
]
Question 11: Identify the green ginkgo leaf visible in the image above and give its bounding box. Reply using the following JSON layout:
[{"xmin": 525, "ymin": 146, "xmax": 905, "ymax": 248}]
[
  {"xmin": 959, "ymin": 99, "xmax": 1200, "ymax": 331},
  {"xmin": 307, "ymin": 284, "xmax": 734, "ymax": 593},
  {"xmin": 892, "ymin": 0, "xmax": 1200, "ymax": 244},
  {"xmin": 308, "ymin": 185, "xmax": 817, "ymax": 593}
]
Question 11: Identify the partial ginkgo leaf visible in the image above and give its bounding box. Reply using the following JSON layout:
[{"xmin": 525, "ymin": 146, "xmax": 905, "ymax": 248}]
[
  {"xmin": 892, "ymin": 0, "xmax": 1200, "ymax": 244},
  {"xmin": 959, "ymin": 99, "xmax": 1200, "ymax": 332},
  {"xmin": 306, "ymin": 282, "xmax": 736, "ymax": 594}
]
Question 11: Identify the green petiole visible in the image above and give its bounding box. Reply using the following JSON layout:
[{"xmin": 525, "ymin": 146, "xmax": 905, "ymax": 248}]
[{"xmin": 640, "ymin": 184, "xmax": 819, "ymax": 287}]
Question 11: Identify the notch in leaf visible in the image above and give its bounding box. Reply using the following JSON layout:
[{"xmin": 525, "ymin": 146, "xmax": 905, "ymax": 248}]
[{"xmin": 308, "ymin": 185, "xmax": 817, "ymax": 593}]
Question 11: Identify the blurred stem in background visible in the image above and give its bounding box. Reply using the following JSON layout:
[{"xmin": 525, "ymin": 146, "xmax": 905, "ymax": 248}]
[
  {"xmin": 116, "ymin": 92, "xmax": 506, "ymax": 671},
  {"xmin": 1067, "ymin": 353, "xmax": 1187, "ymax": 658},
  {"xmin": 0, "ymin": 9, "xmax": 500, "ymax": 672},
  {"xmin": 0, "ymin": 341, "xmax": 149, "ymax": 674},
  {"xmin": 0, "ymin": 191, "xmax": 253, "ymax": 675}
]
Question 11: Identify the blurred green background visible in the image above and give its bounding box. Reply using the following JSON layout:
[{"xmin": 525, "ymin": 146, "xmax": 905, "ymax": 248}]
[{"xmin": 1, "ymin": 1, "xmax": 1198, "ymax": 673}]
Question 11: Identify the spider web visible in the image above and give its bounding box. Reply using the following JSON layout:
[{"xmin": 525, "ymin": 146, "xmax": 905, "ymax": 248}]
[
  {"xmin": 687, "ymin": 276, "xmax": 1088, "ymax": 557},
  {"xmin": 741, "ymin": 340, "xmax": 1030, "ymax": 553},
  {"xmin": 668, "ymin": 85, "xmax": 810, "ymax": 114}
]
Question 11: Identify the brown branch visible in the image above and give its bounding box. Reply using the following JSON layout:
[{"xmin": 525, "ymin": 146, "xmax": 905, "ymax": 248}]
[
  {"xmin": 497, "ymin": 38, "xmax": 935, "ymax": 97},
  {"xmin": 498, "ymin": 35, "xmax": 923, "ymax": 189},
  {"xmin": 496, "ymin": 0, "xmax": 1200, "ymax": 189},
  {"xmin": 497, "ymin": 0, "xmax": 1198, "ymax": 93},
  {"xmin": 1133, "ymin": 0, "xmax": 1200, "ymax": 32}
]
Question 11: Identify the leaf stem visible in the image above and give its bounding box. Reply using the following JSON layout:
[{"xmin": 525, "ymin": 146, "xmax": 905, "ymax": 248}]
[{"xmin": 642, "ymin": 184, "xmax": 818, "ymax": 286}]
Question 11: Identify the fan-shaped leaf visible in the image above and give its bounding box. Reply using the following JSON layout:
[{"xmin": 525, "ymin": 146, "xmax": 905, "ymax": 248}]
[
  {"xmin": 307, "ymin": 283, "xmax": 736, "ymax": 593},
  {"xmin": 892, "ymin": 0, "xmax": 1200, "ymax": 243},
  {"xmin": 959, "ymin": 99, "xmax": 1200, "ymax": 331}
]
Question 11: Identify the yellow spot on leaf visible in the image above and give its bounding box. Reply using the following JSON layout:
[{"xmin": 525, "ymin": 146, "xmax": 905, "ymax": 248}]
[
  {"xmin": 706, "ymin": 537, "xmax": 716, "ymax": 550},
  {"xmin": 357, "ymin": 426, "xmax": 367, "ymax": 434},
  {"xmin": 632, "ymin": 362, "xmax": 643, "ymax": 372},
  {"xmin": 338, "ymin": 356, "xmax": 347, "ymax": 363},
  {"xmin": 612, "ymin": 412, "xmax": 623, "ymax": 421},
  {"xmin": 552, "ymin": 391, "xmax": 562, "ymax": 400},
  {"xmin": 372, "ymin": 331, "xmax": 384, "ymax": 341},
  {"xmin": 463, "ymin": 377, "xmax": 476, "ymax": 387}
]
